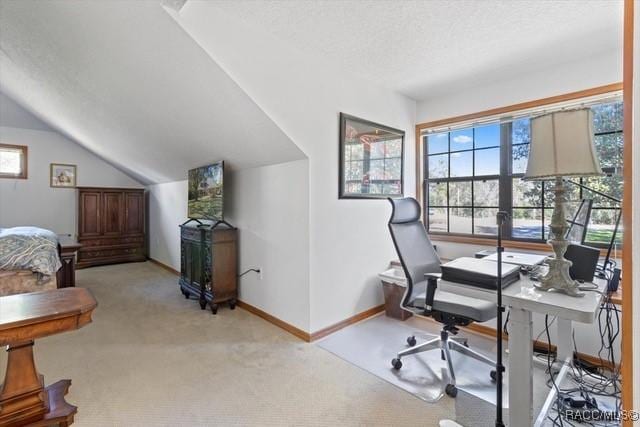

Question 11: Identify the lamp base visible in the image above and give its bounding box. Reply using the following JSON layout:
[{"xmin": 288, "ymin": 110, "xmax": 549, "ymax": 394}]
[
  {"xmin": 534, "ymin": 177, "xmax": 584, "ymax": 297},
  {"xmin": 534, "ymin": 251, "xmax": 584, "ymax": 297}
]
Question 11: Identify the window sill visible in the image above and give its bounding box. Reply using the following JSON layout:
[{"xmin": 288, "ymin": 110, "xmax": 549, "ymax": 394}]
[
  {"xmin": 0, "ymin": 174, "xmax": 28, "ymax": 179},
  {"xmin": 427, "ymin": 233, "xmax": 617, "ymax": 258}
]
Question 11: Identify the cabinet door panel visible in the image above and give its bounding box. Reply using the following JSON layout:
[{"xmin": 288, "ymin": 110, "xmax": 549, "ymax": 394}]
[
  {"xmin": 125, "ymin": 192, "xmax": 144, "ymax": 234},
  {"xmin": 103, "ymin": 192, "xmax": 124, "ymax": 236},
  {"xmin": 79, "ymin": 191, "xmax": 101, "ymax": 237}
]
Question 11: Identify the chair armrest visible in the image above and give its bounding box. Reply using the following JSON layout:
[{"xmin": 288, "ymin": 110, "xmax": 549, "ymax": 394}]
[{"xmin": 424, "ymin": 273, "xmax": 440, "ymax": 313}]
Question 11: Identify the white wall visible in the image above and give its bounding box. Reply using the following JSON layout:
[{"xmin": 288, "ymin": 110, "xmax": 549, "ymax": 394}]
[
  {"xmin": 226, "ymin": 160, "xmax": 310, "ymax": 331},
  {"xmin": 173, "ymin": 3, "xmax": 416, "ymax": 332},
  {"xmin": 147, "ymin": 160, "xmax": 311, "ymax": 331},
  {"xmin": 0, "ymin": 96, "xmax": 143, "ymax": 235},
  {"xmin": 417, "ymin": 50, "xmax": 622, "ymax": 123},
  {"xmin": 0, "ymin": 91, "xmax": 51, "ymax": 131},
  {"xmin": 0, "ymin": 91, "xmax": 143, "ymax": 235},
  {"xmin": 147, "ymin": 179, "xmax": 188, "ymax": 269}
]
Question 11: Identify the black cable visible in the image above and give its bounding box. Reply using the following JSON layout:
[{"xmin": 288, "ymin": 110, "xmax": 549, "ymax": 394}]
[
  {"xmin": 503, "ymin": 310, "xmax": 510, "ymax": 335},
  {"xmin": 237, "ymin": 268, "xmax": 260, "ymax": 278}
]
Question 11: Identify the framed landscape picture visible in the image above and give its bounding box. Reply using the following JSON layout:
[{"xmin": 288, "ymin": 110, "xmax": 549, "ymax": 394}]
[
  {"xmin": 339, "ymin": 113, "xmax": 404, "ymax": 199},
  {"xmin": 50, "ymin": 163, "xmax": 77, "ymax": 188}
]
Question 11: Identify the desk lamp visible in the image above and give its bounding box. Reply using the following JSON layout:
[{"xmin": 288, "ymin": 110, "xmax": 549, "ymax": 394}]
[{"xmin": 523, "ymin": 108, "xmax": 603, "ymax": 296}]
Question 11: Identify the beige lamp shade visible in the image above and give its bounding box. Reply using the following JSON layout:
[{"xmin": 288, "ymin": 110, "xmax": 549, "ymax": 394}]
[{"xmin": 523, "ymin": 108, "xmax": 603, "ymax": 180}]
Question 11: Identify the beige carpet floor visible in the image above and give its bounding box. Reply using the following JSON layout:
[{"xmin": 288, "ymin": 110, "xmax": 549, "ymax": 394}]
[{"xmin": 1, "ymin": 262, "xmax": 454, "ymax": 426}]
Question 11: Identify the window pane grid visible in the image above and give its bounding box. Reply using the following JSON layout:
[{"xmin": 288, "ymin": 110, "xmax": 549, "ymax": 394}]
[
  {"xmin": 425, "ymin": 122, "xmax": 501, "ymax": 236},
  {"xmin": 424, "ymin": 100, "xmax": 623, "ymax": 246}
]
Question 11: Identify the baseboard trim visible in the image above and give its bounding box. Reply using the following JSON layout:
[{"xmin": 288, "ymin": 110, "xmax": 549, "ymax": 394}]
[
  {"xmin": 147, "ymin": 258, "xmax": 311, "ymax": 340},
  {"xmin": 309, "ymin": 304, "xmax": 385, "ymax": 342},
  {"xmin": 147, "ymin": 257, "xmax": 385, "ymax": 343},
  {"xmin": 235, "ymin": 300, "xmax": 311, "ymax": 342},
  {"xmin": 147, "ymin": 257, "xmax": 180, "ymax": 276}
]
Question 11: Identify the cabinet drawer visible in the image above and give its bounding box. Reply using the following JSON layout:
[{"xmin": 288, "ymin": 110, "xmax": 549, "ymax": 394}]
[
  {"xmin": 79, "ymin": 246, "xmax": 145, "ymax": 261},
  {"xmin": 79, "ymin": 236, "xmax": 144, "ymax": 247}
]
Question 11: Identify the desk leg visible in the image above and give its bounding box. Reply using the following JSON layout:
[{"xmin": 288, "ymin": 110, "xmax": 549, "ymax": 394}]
[
  {"xmin": 556, "ymin": 318, "xmax": 573, "ymax": 361},
  {"xmin": 508, "ymin": 307, "xmax": 533, "ymax": 427}
]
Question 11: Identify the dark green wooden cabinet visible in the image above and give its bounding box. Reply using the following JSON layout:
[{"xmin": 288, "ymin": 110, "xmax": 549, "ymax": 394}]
[{"xmin": 178, "ymin": 224, "xmax": 237, "ymax": 314}]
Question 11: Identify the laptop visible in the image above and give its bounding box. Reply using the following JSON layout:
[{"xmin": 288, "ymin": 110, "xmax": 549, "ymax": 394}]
[{"xmin": 484, "ymin": 251, "xmax": 547, "ymax": 268}]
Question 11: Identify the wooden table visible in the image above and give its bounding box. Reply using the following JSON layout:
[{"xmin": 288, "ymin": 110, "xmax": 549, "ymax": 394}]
[{"xmin": 0, "ymin": 288, "xmax": 97, "ymax": 426}]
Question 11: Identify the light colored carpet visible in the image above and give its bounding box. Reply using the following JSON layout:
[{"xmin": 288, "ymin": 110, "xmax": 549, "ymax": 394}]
[{"xmin": 0, "ymin": 262, "xmax": 454, "ymax": 426}]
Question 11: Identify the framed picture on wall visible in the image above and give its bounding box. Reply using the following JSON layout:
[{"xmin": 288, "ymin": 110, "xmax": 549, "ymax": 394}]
[
  {"xmin": 339, "ymin": 113, "xmax": 405, "ymax": 199},
  {"xmin": 50, "ymin": 163, "xmax": 77, "ymax": 188}
]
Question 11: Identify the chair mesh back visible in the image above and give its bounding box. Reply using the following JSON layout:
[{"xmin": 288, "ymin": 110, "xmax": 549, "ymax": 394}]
[{"xmin": 387, "ymin": 198, "xmax": 441, "ymax": 304}]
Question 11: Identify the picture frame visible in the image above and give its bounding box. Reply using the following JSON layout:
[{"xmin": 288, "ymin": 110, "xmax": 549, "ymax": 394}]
[
  {"xmin": 339, "ymin": 113, "xmax": 405, "ymax": 199},
  {"xmin": 50, "ymin": 163, "xmax": 77, "ymax": 188}
]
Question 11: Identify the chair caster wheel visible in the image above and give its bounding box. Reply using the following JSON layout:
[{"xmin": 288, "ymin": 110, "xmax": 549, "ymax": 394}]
[
  {"xmin": 391, "ymin": 358, "xmax": 402, "ymax": 370},
  {"xmin": 407, "ymin": 336, "xmax": 416, "ymax": 346},
  {"xmin": 445, "ymin": 384, "xmax": 457, "ymax": 398},
  {"xmin": 490, "ymin": 370, "xmax": 497, "ymax": 382}
]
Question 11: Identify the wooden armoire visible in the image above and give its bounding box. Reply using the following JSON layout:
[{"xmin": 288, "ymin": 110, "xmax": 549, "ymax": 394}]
[{"xmin": 77, "ymin": 187, "xmax": 146, "ymax": 268}]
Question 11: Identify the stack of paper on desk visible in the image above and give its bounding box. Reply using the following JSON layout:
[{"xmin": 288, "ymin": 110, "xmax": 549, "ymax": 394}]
[{"xmin": 441, "ymin": 257, "xmax": 521, "ymax": 290}]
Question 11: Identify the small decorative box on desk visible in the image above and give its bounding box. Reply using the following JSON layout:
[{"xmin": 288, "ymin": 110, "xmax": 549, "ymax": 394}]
[{"xmin": 178, "ymin": 223, "xmax": 237, "ymax": 314}]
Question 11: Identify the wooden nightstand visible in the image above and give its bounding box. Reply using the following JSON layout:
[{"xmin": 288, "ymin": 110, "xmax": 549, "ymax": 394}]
[{"xmin": 57, "ymin": 238, "xmax": 82, "ymax": 288}]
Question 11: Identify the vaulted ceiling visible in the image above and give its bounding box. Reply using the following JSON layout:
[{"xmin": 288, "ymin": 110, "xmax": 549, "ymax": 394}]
[
  {"xmin": 208, "ymin": 0, "xmax": 623, "ymax": 100},
  {"xmin": 0, "ymin": 0, "xmax": 305, "ymax": 184},
  {"xmin": 0, "ymin": 0, "xmax": 622, "ymax": 185}
]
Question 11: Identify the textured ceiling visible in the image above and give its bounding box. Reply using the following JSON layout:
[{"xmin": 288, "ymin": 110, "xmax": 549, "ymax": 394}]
[
  {"xmin": 0, "ymin": 0, "xmax": 305, "ymax": 184},
  {"xmin": 206, "ymin": 0, "xmax": 623, "ymax": 101}
]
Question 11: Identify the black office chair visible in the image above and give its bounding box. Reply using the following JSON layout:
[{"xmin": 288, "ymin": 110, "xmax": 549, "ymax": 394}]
[{"xmin": 387, "ymin": 197, "xmax": 497, "ymax": 397}]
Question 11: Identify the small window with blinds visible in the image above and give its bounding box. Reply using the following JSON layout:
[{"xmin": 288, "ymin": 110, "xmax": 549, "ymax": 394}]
[
  {"xmin": 422, "ymin": 96, "xmax": 623, "ymax": 248},
  {"xmin": 0, "ymin": 144, "xmax": 28, "ymax": 179}
]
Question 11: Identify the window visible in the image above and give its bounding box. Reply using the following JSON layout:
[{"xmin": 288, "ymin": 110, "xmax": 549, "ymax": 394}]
[
  {"xmin": 423, "ymin": 99, "xmax": 623, "ymax": 248},
  {"xmin": 0, "ymin": 144, "xmax": 28, "ymax": 179},
  {"xmin": 340, "ymin": 113, "xmax": 404, "ymax": 198},
  {"xmin": 426, "ymin": 124, "xmax": 501, "ymax": 235}
]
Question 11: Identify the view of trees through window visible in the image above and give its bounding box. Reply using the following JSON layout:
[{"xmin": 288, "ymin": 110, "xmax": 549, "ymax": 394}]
[{"xmin": 424, "ymin": 100, "xmax": 623, "ymax": 247}]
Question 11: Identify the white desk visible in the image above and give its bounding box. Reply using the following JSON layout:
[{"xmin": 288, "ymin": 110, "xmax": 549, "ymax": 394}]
[{"xmin": 439, "ymin": 272, "xmax": 607, "ymax": 427}]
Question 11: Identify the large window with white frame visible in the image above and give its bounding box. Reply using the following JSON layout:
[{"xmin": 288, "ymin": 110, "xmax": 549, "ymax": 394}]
[{"xmin": 422, "ymin": 98, "xmax": 623, "ymax": 248}]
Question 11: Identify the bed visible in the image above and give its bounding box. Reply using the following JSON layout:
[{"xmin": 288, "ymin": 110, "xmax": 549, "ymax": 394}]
[{"xmin": 0, "ymin": 226, "xmax": 62, "ymax": 296}]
